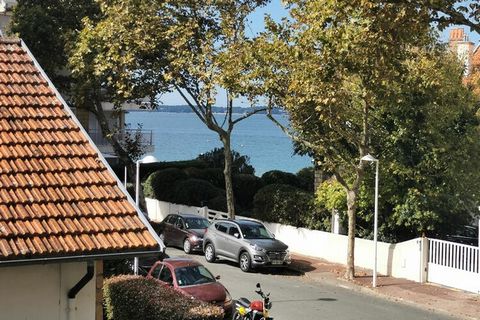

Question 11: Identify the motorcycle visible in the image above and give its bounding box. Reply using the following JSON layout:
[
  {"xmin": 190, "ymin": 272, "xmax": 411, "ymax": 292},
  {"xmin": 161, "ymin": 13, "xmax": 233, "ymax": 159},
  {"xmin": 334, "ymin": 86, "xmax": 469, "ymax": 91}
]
[{"xmin": 233, "ymin": 283, "xmax": 273, "ymax": 320}]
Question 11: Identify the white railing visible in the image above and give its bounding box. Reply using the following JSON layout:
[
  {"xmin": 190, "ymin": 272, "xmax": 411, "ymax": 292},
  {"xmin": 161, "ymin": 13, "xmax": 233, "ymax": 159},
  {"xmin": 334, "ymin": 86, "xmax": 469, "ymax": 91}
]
[
  {"xmin": 428, "ymin": 238, "xmax": 479, "ymax": 273},
  {"xmin": 206, "ymin": 209, "xmax": 229, "ymax": 221}
]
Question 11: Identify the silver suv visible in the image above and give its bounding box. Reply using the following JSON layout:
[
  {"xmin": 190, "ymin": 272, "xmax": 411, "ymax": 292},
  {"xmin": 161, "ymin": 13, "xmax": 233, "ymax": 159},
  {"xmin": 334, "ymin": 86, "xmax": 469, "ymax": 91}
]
[{"xmin": 203, "ymin": 219, "xmax": 291, "ymax": 272}]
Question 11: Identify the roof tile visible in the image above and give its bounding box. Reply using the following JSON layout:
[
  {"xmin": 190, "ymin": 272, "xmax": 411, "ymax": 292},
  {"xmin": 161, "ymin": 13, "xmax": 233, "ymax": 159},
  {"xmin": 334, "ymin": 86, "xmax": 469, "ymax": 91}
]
[{"xmin": 0, "ymin": 39, "xmax": 160, "ymax": 262}]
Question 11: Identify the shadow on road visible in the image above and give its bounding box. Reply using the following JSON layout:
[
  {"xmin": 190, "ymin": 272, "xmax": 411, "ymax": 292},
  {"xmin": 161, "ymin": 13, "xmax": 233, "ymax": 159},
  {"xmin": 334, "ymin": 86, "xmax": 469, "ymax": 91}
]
[{"xmin": 273, "ymin": 297, "xmax": 338, "ymax": 303}]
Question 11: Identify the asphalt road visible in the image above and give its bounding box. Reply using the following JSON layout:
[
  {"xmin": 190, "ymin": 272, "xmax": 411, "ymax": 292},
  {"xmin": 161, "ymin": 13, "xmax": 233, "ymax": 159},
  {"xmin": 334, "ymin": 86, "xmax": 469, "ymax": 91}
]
[{"xmin": 165, "ymin": 247, "xmax": 458, "ymax": 320}]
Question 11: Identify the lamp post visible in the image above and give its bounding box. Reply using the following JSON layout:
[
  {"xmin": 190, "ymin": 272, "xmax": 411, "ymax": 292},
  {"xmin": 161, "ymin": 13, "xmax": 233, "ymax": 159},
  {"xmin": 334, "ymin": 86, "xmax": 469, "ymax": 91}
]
[
  {"xmin": 134, "ymin": 154, "xmax": 159, "ymax": 275},
  {"xmin": 361, "ymin": 154, "xmax": 379, "ymax": 288}
]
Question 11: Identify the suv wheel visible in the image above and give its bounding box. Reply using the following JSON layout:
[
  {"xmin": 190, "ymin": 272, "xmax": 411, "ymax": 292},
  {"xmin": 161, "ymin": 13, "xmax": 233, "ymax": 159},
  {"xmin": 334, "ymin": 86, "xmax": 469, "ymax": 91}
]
[
  {"xmin": 239, "ymin": 252, "xmax": 251, "ymax": 272},
  {"xmin": 183, "ymin": 238, "xmax": 191, "ymax": 254},
  {"xmin": 205, "ymin": 243, "xmax": 216, "ymax": 262}
]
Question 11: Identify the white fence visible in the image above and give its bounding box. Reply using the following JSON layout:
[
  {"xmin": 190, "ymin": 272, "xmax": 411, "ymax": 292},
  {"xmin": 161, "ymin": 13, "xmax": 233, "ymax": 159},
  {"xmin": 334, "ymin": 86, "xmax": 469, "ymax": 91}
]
[
  {"xmin": 146, "ymin": 198, "xmax": 479, "ymax": 293},
  {"xmin": 428, "ymin": 239, "xmax": 479, "ymax": 293}
]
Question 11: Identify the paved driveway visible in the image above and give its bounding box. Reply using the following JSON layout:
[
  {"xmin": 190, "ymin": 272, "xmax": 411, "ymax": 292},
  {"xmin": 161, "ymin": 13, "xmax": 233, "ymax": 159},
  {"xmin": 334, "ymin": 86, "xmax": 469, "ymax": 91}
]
[{"xmin": 165, "ymin": 247, "xmax": 458, "ymax": 320}]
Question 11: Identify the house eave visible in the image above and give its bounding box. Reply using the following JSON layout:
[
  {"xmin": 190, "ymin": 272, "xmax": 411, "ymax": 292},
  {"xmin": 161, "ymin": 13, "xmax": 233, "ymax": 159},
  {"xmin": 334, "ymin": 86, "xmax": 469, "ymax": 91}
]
[{"xmin": 0, "ymin": 248, "xmax": 163, "ymax": 268}]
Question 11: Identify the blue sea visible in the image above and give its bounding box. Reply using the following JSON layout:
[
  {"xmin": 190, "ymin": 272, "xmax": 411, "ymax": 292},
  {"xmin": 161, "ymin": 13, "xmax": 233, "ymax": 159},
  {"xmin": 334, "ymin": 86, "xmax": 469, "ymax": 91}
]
[{"xmin": 126, "ymin": 112, "xmax": 311, "ymax": 175}]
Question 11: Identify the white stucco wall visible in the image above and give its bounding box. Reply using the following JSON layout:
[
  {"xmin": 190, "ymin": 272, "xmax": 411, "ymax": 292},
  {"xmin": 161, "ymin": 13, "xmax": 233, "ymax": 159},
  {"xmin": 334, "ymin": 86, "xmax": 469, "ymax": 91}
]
[
  {"xmin": 146, "ymin": 198, "xmax": 205, "ymax": 222},
  {"xmin": 264, "ymin": 222, "xmax": 425, "ymax": 282},
  {"xmin": 0, "ymin": 261, "xmax": 96, "ymax": 320}
]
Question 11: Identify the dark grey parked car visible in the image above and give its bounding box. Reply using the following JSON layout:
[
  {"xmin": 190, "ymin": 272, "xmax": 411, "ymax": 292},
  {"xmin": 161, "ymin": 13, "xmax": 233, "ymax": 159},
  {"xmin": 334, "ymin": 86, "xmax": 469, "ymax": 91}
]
[{"xmin": 203, "ymin": 219, "xmax": 291, "ymax": 272}]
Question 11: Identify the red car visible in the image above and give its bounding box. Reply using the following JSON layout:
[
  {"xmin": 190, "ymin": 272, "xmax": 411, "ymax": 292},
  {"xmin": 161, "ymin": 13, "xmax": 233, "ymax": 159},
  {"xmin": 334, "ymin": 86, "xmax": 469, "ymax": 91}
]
[{"xmin": 147, "ymin": 258, "xmax": 233, "ymax": 317}]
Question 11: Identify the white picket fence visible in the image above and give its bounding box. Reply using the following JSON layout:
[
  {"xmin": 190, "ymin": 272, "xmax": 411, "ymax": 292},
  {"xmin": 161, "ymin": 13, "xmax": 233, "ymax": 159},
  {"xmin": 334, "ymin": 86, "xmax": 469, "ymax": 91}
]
[
  {"xmin": 428, "ymin": 238, "xmax": 479, "ymax": 293},
  {"xmin": 146, "ymin": 198, "xmax": 480, "ymax": 294}
]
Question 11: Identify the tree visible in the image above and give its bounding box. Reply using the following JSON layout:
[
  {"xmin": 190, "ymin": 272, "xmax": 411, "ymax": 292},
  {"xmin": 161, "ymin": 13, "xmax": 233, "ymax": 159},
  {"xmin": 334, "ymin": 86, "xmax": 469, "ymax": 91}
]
[
  {"xmin": 70, "ymin": 0, "xmax": 270, "ymax": 218},
  {"xmin": 252, "ymin": 0, "xmax": 479, "ymax": 279},
  {"xmin": 197, "ymin": 148, "xmax": 255, "ymax": 175}
]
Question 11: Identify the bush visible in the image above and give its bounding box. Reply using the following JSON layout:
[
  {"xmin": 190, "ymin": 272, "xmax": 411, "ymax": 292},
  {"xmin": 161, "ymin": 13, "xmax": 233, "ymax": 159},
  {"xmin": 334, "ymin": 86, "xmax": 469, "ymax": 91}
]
[
  {"xmin": 174, "ymin": 178, "xmax": 225, "ymax": 207},
  {"xmin": 296, "ymin": 167, "xmax": 315, "ymax": 191},
  {"xmin": 261, "ymin": 170, "xmax": 301, "ymax": 188},
  {"xmin": 144, "ymin": 168, "xmax": 188, "ymax": 201},
  {"xmin": 197, "ymin": 148, "xmax": 255, "ymax": 175},
  {"xmin": 104, "ymin": 275, "xmax": 223, "ymax": 320},
  {"xmin": 208, "ymin": 195, "xmax": 228, "ymax": 212},
  {"xmin": 201, "ymin": 168, "xmax": 225, "ymax": 189},
  {"xmin": 253, "ymin": 183, "xmax": 314, "ymax": 227},
  {"xmin": 233, "ymin": 174, "xmax": 263, "ymax": 211}
]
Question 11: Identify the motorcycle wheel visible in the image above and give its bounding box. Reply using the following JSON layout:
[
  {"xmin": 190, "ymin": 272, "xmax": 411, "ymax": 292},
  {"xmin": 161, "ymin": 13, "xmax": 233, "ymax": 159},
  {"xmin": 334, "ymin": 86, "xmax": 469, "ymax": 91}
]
[{"xmin": 232, "ymin": 310, "xmax": 243, "ymax": 320}]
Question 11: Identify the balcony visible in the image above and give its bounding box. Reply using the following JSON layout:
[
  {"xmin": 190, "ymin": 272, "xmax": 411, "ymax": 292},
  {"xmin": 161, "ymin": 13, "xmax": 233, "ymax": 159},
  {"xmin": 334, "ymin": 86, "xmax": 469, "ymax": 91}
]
[{"xmin": 88, "ymin": 129, "xmax": 154, "ymax": 155}]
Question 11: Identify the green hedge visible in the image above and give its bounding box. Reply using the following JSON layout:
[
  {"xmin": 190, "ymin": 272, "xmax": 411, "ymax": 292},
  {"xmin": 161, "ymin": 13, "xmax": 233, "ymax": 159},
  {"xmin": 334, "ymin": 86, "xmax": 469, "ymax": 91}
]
[
  {"xmin": 261, "ymin": 170, "xmax": 301, "ymax": 188},
  {"xmin": 233, "ymin": 174, "xmax": 263, "ymax": 211},
  {"xmin": 253, "ymin": 183, "xmax": 314, "ymax": 227},
  {"xmin": 296, "ymin": 167, "xmax": 315, "ymax": 191},
  {"xmin": 174, "ymin": 178, "xmax": 225, "ymax": 207},
  {"xmin": 104, "ymin": 275, "xmax": 224, "ymax": 320},
  {"xmin": 144, "ymin": 168, "xmax": 188, "ymax": 201}
]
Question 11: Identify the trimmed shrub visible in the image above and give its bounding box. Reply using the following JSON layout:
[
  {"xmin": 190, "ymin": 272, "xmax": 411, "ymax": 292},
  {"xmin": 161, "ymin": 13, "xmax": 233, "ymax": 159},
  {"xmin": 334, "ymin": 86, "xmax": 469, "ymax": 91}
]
[
  {"xmin": 201, "ymin": 168, "xmax": 225, "ymax": 189},
  {"xmin": 296, "ymin": 167, "xmax": 315, "ymax": 191},
  {"xmin": 183, "ymin": 167, "xmax": 208, "ymax": 180},
  {"xmin": 233, "ymin": 174, "xmax": 263, "ymax": 211},
  {"xmin": 197, "ymin": 148, "xmax": 255, "ymax": 174},
  {"xmin": 104, "ymin": 275, "xmax": 223, "ymax": 320},
  {"xmin": 174, "ymin": 178, "xmax": 225, "ymax": 207},
  {"xmin": 208, "ymin": 195, "xmax": 228, "ymax": 212},
  {"xmin": 261, "ymin": 170, "xmax": 301, "ymax": 188},
  {"xmin": 253, "ymin": 183, "xmax": 314, "ymax": 227},
  {"xmin": 144, "ymin": 168, "xmax": 188, "ymax": 201}
]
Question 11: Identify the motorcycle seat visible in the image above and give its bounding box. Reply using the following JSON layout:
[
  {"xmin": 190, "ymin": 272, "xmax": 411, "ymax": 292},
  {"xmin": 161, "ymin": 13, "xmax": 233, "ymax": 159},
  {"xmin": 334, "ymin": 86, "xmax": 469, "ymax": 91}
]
[{"xmin": 236, "ymin": 297, "xmax": 251, "ymax": 308}]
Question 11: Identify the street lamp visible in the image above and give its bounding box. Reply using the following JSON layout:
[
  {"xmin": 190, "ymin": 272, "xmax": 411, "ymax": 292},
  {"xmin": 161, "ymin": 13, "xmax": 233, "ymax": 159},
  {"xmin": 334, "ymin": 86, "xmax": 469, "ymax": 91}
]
[
  {"xmin": 361, "ymin": 154, "xmax": 379, "ymax": 288},
  {"xmin": 134, "ymin": 154, "xmax": 159, "ymax": 275}
]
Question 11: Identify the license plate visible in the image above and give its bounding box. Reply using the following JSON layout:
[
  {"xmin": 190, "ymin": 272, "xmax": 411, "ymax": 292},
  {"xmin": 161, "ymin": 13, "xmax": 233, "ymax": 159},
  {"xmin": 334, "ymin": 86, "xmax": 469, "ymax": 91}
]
[{"xmin": 272, "ymin": 260, "xmax": 283, "ymax": 265}]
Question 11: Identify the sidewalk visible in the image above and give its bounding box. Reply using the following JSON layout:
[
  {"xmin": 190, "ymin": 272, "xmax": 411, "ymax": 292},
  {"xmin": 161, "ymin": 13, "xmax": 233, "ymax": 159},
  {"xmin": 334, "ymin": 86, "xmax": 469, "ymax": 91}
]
[{"xmin": 290, "ymin": 253, "xmax": 480, "ymax": 320}]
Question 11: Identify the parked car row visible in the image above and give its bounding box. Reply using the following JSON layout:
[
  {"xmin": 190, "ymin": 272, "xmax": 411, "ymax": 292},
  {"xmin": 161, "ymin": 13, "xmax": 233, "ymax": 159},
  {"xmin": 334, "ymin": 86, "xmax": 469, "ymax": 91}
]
[
  {"xmin": 155, "ymin": 213, "xmax": 291, "ymax": 272},
  {"xmin": 148, "ymin": 213, "xmax": 288, "ymax": 319}
]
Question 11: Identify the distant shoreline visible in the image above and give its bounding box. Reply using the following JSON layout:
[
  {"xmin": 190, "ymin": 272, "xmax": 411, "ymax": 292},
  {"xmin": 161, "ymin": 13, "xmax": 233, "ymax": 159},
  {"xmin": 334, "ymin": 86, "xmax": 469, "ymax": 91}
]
[{"xmin": 128, "ymin": 105, "xmax": 285, "ymax": 115}]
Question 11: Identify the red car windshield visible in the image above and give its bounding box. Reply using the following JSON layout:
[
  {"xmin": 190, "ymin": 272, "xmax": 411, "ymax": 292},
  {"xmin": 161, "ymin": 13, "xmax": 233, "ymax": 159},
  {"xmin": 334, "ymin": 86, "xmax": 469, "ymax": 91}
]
[{"xmin": 175, "ymin": 265, "xmax": 216, "ymax": 287}]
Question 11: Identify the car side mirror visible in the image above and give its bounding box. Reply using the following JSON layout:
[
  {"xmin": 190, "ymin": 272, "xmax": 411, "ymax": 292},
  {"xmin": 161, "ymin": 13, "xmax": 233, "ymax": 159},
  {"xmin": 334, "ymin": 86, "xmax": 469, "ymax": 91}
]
[
  {"xmin": 215, "ymin": 275, "xmax": 221, "ymax": 280},
  {"xmin": 234, "ymin": 232, "xmax": 240, "ymax": 238},
  {"xmin": 256, "ymin": 283, "xmax": 261, "ymax": 288},
  {"xmin": 272, "ymin": 233, "xmax": 275, "ymax": 239}
]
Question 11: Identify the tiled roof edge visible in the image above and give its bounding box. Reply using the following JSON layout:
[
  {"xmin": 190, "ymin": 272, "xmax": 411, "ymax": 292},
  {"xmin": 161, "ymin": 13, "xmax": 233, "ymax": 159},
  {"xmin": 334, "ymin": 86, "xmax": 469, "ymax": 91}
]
[
  {"xmin": 0, "ymin": 249, "xmax": 162, "ymax": 267},
  {"xmin": 0, "ymin": 37, "xmax": 21, "ymax": 45},
  {"xmin": 18, "ymin": 39, "xmax": 165, "ymax": 253}
]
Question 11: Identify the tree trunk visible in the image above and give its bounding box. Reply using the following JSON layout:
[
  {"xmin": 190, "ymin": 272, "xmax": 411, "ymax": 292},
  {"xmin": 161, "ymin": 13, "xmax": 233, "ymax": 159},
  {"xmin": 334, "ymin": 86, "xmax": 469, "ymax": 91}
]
[
  {"xmin": 345, "ymin": 189, "xmax": 358, "ymax": 280},
  {"xmin": 221, "ymin": 133, "xmax": 236, "ymax": 219}
]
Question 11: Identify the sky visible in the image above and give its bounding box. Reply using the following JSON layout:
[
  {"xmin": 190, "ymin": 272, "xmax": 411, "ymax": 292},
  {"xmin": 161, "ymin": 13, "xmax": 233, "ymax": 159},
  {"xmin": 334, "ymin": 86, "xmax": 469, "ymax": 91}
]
[{"xmin": 159, "ymin": 0, "xmax": 480, "ymax": 106}]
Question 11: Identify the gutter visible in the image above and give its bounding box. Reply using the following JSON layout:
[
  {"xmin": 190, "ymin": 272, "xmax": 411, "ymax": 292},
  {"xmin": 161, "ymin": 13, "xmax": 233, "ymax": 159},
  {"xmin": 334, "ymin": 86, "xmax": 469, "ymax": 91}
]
[
  {"xmin": 0, "ymin": 249, "xmax": 162, "ymax": 268},
  {"xmin": 67, "ymin": 261, "xmax": 94, "ymax": 320}
]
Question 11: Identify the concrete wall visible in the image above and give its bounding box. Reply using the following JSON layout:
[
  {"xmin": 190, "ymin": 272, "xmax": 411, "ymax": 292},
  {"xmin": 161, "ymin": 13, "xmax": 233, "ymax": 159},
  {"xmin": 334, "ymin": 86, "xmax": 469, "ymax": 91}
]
[
  {"xmin": 264, "ymin": 222, "xmax": 423, "ymax": 282},
  {"xmin": 0, "ymin": 261, "xmax": 96, "ymax": 320},
  {"xmin": 146, "ymin": 198, "xmax": 205, "ymax": 222}
]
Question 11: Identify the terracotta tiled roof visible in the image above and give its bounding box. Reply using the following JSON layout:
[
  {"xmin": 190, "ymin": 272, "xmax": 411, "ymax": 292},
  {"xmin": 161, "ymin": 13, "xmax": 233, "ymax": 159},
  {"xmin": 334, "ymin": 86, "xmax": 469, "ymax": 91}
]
[{"xmin": 0, "ymin": 38, "xmax": 162, "ymax": 263}]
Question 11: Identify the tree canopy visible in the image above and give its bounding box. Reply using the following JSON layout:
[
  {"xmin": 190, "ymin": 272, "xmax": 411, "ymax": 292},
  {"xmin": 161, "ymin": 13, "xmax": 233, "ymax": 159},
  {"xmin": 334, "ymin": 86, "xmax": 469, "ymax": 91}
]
[
  {"xmin": 71, "ymin": 0, "xmax": 270, "ymax": 218},
  {"xmin": 252, "ymin": 0, "xmax": 480, "ymax": 278}
]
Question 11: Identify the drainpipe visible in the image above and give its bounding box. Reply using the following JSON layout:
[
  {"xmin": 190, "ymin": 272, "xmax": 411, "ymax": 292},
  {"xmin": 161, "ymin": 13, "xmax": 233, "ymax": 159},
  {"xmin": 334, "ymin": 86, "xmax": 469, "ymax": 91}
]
[{"xmin": 67, "ymin": 261, "xmax": 94, "ymax": 320}]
